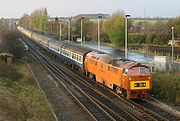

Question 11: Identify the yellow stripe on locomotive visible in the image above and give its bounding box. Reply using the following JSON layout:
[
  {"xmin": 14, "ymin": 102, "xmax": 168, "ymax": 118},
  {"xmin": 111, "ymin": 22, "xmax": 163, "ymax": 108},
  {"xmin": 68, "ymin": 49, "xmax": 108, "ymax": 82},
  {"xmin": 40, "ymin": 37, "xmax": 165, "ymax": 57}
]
[{"xmin": 130, "ymin": 81, "xmax": 150, "ymax": 90}]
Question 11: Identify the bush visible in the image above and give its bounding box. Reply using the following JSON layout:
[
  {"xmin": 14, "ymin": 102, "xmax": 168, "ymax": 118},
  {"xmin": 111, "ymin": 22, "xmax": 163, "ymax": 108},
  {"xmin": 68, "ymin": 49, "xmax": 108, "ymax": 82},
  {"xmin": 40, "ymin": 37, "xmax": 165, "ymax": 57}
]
[
  {"xmin": 152, "ymin": 71, "xmax": 180, "ymax": 104},
  {"xmin": 0, "ymin": 30, "xmax": 25, "ymax": 59},
  {"xmin": 129, "ymin": 33, "xmax": 146, "ymax": 44}
]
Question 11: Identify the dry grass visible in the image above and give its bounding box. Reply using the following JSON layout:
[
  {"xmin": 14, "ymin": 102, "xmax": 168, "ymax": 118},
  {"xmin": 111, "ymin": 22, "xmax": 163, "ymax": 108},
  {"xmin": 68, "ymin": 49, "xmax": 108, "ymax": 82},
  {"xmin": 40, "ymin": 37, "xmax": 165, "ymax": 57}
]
[
  {"xmin": 0, "ymin": 30, "xmax": 54, "ymax": 121},
  {"xmin": 0, "ymin": 62, "xmax": 55, "ymax": 121}
]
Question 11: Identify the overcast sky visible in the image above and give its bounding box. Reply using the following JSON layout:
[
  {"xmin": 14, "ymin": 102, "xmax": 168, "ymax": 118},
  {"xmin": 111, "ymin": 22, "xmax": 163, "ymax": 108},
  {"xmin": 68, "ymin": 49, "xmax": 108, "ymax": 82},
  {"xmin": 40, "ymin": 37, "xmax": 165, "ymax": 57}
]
[{"xmin": 0, "ymin": 0, "xmax": 179, "ymax": 18}]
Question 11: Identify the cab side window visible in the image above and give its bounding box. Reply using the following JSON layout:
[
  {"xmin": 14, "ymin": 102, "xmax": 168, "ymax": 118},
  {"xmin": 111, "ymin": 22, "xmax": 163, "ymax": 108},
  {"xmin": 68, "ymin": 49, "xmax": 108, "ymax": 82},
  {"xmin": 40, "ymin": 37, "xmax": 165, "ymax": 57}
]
[{"xmin": 123, "ymin": 68, "xmax": 128, "ymax": 75}]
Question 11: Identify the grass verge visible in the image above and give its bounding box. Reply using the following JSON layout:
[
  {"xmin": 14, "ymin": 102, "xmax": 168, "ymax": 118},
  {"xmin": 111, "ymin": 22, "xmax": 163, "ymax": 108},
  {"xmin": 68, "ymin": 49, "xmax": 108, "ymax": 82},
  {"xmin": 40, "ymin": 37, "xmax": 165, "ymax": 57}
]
[{"xmin": 0, "ymin": 61, "xmax": 55, "ymax": 121}]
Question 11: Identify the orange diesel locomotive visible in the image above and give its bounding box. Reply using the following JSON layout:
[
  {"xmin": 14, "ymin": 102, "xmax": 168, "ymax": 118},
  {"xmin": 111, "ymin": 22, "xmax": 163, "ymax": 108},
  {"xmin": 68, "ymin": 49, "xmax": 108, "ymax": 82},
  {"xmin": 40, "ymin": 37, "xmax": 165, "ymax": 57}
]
[{"xmin": 84, "ymin": 51, "xmax": 152, "ymax": 99}]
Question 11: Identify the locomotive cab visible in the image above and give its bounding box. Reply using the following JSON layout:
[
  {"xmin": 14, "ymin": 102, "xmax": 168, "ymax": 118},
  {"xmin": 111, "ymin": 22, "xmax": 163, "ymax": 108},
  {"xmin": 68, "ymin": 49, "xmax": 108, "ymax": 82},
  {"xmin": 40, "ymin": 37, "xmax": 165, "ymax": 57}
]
[{"xmin": 122, "ymin": 65, "xmax": 152, "ymax": 99}]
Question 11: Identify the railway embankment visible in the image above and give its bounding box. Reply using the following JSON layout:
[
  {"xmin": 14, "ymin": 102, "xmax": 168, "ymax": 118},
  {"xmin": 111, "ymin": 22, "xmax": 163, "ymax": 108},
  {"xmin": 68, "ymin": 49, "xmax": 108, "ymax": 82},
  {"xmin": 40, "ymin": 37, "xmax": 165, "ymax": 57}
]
[
  {"xmin": 152, "ymin": 71, "xmax": 180, "ymax": 110},
  {"xmin": 0, "ymin": 30, "xmax": 55, "ymax": 121}
]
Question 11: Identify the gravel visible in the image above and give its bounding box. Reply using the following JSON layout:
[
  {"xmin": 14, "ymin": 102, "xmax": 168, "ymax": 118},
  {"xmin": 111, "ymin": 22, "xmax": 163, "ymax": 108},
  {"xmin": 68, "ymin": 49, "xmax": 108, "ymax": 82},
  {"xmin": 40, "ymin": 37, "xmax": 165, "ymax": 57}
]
[{"xmin": 29, "ymin": 53, "xmax": 94, "ymax": 121}]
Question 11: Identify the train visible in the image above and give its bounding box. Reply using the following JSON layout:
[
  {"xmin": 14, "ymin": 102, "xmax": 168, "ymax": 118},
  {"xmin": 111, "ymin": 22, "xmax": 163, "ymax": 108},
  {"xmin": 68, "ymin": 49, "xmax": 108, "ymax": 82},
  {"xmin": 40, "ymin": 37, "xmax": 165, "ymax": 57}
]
[{"xmin": 17, "ymin": 26, "xmax": 153, "ymax": 99}]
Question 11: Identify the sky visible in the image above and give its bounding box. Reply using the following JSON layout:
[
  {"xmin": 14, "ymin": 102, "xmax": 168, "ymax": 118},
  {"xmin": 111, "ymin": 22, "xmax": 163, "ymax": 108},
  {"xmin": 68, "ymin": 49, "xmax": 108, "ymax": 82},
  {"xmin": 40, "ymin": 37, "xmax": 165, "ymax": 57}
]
[{"xmin": 0, "ymin": 0, "xmax": 180, "ymax": 18}]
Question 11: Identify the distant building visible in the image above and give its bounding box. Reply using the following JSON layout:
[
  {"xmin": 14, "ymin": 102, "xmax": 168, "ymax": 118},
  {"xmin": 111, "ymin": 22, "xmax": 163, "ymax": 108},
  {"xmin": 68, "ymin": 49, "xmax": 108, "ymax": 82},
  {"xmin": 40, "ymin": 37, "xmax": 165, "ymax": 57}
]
[
  {"xmin": 48, "ymin": 17, "xmax": 57, "ymax": 22},
  {"xmin": 48, "ymin": 14, "xmax": 109, "ymax": 23},
  {"xmin": 168, "ymin": 40, "xmax": 180, "ymax": 47},
  {"xmin": 73, "ymin": 13, "xmax": 109, "ymax": 19},
  {"xmin": 48, "ymin": 17, "xmax": 71, "ymax": 22}
]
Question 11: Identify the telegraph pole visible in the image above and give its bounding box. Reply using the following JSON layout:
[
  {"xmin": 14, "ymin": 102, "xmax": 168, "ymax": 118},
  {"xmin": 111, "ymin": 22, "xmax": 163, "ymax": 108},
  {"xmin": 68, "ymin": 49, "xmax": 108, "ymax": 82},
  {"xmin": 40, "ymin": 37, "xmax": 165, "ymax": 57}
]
[
  {"xmin": 98, "ymin": 16, "xmax": 102, "ymax": 50},
  {"xmin": 125, "ymin": 14, "xmax": 131, "ymax": 59},
  {"xmin": 171, "ymin": 27, "xmax": 174, "ymax": 62},
  {"xmin": 59, "ymin": 20, "xmax": 62, "ymax": 42}
]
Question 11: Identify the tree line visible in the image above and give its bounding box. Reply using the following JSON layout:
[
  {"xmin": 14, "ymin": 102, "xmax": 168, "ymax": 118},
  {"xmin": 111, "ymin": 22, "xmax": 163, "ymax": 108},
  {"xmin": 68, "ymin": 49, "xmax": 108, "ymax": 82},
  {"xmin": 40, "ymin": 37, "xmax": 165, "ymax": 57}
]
[
  {"xmin": 128, "ymin": 17, "xmax": 180, "ymax": 45},
  {"xmin": 18, "ymin": 8, "xmax": 180, "ymax": 48}
]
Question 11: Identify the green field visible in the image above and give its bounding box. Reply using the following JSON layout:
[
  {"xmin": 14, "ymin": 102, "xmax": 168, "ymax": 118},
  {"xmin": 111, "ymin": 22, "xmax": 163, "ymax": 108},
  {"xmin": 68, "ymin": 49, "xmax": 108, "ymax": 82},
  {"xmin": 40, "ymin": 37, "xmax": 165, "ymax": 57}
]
[{"xmin": 131, "ymin": 19, "xmax": 169, "ymax": 26}]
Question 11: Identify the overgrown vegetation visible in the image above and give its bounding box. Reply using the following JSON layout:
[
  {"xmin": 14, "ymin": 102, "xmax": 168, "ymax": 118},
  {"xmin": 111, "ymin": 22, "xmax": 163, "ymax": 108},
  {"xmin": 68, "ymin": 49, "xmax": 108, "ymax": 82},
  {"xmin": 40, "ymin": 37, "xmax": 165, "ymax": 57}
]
[
  {"xmin": 103, "ymin": 10, "xmax": 125, "ymax": 46},
  {"xmin": 73, "ymin": 18, "xmax": 94, "ymax": 41},
  {"xmin": 19, "ymin": 8, "xmax": 48, "ymax": 34},
  {"xmin": 0, "ymin": 30, "xmax": 55, "ymax": 120},
  {"xmin": 152, "ymin": 71, "xmax": 180, "ymax": 107},
  {"xmin": 0, "ymin": 61, "xmax": 55, "ymax": 121},
  {"xmin": 0, "ymin": 30, "xmax": 24, "ymax": 59}
]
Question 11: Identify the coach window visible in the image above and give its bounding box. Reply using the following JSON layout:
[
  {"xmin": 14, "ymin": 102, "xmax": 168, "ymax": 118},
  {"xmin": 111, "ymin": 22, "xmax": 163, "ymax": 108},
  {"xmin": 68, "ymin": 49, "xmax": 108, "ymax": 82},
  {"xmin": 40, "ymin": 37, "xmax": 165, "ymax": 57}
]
[
  {"xmin": 64, "ymin": 50, "xmax": 67, "ymax": 56},
  {"xmin": 67, "ymin": 51, "xmax": 69, "ymax": 57},
  {"xmin": 77, "ymin": 55, "xmax": 80, "ymax": 61},
  {"xmin": 62, "ymin": 49, "xmax": 64, "ymax": 54},
  {"xmin": 78, "ymin": 56, "xmax": 81, "ymax": 62},
  {"xmin": 76, "ymin": 56, "xmax": 78, "ymax": 61},
  {"xmin": 69, "ymin": 52, "xmax": 71, "ymax": 57},
  {"xmin": 72, "ymin": 53, "xmax": 76, "ymax": 59},
  {"xmin": 69, "ymin": 52, "xmax": 72, "ymax": 57},
  {"xmin": 79, "ymin": 56, "xmax": 82, "ymax": 62},
  {"xmin": 75, "ymin": 55, "xmax": 77, "ymax": 60},
  {"xmin": 67, "ymin": 51, "xmax": 69, "ymax": 56}
]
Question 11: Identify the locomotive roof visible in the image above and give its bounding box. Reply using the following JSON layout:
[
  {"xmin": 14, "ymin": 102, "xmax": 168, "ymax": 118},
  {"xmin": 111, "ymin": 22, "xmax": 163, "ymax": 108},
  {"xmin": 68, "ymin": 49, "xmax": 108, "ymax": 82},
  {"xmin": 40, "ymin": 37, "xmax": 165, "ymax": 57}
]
[{"xmin": 89, "ymin": 51, "xmax": 142, "ymax": 68}]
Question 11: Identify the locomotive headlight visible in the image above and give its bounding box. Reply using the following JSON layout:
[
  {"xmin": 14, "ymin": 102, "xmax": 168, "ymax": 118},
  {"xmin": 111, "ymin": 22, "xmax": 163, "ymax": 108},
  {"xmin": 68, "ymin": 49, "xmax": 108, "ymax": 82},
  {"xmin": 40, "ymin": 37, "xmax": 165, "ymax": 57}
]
[{"xmin": 148, "ymin": 76, "xmax": 151, "ymax": 79}]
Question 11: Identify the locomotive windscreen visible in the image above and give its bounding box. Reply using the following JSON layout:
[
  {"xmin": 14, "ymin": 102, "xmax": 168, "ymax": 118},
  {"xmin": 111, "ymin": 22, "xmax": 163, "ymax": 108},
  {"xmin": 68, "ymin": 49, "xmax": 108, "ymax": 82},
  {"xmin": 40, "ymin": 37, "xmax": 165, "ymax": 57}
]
[{"xmin": 128, "ymin": 66, "xmax": 150, "ymax": 76}]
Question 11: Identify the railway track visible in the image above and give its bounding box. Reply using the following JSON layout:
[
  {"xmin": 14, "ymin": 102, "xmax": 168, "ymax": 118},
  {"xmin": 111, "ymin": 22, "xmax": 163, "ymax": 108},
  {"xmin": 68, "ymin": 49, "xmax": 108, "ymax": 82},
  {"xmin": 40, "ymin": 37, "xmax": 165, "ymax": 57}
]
[
  {"xmin": 20, "ymin": 34, "xmax": 141, "ymax": 121},
  {"xmin": 112, "ymin": 92, "xmax": 171, "ymax": 121},
  {"xmin": 134, "ymin": 99, "xmax": 180, "ymax": 121},
  {"xmin": 52, "ymin": 57, "xmax": 169, "ymax": 121},
  {"xmin": 54, "ymin": 62, "xmax": 158, "ymax": 121},
  {"xmin": 20, "ymin": 33, "xmax": 180, "ymax": 121},
  {"xmin": 20, "ymin": 34, "xmax": 125, "ymax": 121},
  {"xmin": 53, "ymin": 49, "xmax": 180, "ymax": 121}
]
